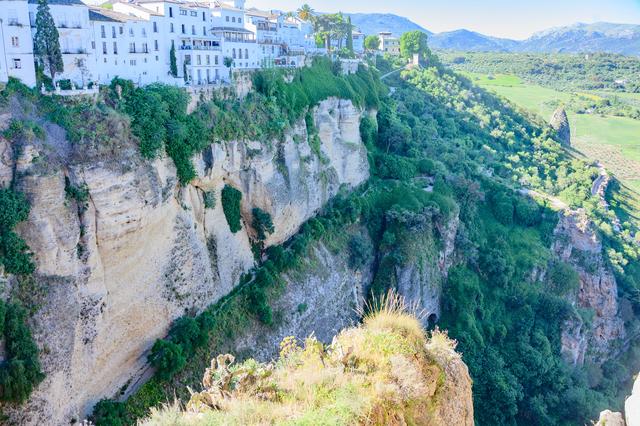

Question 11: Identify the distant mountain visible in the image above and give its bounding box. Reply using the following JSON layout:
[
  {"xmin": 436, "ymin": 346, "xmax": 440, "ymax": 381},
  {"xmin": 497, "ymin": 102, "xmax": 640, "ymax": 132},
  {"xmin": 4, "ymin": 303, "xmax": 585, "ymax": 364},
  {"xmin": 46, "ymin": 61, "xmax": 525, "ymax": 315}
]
[
  {"xmin": 345, "ymin": 13, "xmax": 432, "ymax": 37},
  {"xmin": 430, "ymin": 30, "xmax": 518, "ymax": 52},
  {"xmin": 516, "ymin": 23, "xmax": 640, "ymax": 56},
  {"xmin": 345, "ymin": 13, "xmax": 640, "ymax": 56}
]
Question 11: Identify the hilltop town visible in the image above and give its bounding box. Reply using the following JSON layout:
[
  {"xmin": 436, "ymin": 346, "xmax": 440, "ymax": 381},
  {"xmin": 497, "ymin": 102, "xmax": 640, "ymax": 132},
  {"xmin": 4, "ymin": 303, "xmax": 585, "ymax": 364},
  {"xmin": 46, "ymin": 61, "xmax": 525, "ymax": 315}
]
[{"xmin": 0, "ymin": 0, "xmax": 402, "ymax": 91}]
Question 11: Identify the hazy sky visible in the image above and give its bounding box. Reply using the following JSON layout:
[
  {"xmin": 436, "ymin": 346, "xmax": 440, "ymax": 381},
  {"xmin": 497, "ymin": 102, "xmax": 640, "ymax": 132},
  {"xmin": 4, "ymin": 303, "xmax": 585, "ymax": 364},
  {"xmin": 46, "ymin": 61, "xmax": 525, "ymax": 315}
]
[{"xmin": 244, "ymin": 0, "xmax": 640, "ymax": 39}]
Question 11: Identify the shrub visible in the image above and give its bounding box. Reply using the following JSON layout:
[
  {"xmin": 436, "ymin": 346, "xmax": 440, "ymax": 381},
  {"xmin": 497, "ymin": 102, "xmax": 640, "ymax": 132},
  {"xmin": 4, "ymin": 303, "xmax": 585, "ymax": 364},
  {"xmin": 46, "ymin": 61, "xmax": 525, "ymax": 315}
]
[
  {"xmin": 0, "ymin": 189, "xmax": 35, "ymax": 275},
  {"xmin": 348, "ymin": 234, "xmax": 372, "ymax": 269},
  {"xmin": 203, "ymin": 191, "xmax": 216, "ymax": 209},
  {"xmin": 148, "ymin": 340, "xmax": 186, "ymax": 380},
  {"xmin": 252, "ymin": 208, "xmax": 274, "ymax": 241},
  {"xmin": 92, "ymin": 399, "xmax": 128, "ymax": 426},
  {"xmin": 221, "ymin": 185, "xmax": 242, "ymax": 233}
]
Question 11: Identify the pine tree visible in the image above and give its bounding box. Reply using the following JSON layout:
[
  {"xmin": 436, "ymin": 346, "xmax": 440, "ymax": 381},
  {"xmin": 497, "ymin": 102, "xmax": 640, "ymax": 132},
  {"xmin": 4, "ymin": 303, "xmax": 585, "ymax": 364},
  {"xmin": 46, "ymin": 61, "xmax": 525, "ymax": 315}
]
[
  {"xmin": 33, "ymin": 0, "xmax": 63, "ymax": 81},
  {"xmin": 346, "ymin": 16, "xmax": 354, "ymax": 53},
  {"xmin": 169, "ymin": 42, "xmax": 178, "ymax": 77}
]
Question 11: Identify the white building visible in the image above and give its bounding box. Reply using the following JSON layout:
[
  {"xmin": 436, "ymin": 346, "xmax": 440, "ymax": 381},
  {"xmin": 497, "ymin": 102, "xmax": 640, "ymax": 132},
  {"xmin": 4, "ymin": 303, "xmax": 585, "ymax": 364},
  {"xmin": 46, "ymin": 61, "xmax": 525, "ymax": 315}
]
[
  {"xmin": 379, "ymin": 31, "xmax": 400, "ymax": 56},
  {"xmin": 244, "ymin": 9, "xmax": 280, "ymax": 68},
  {"xmin": 89, "ymin": 7, "xmax": 166, "ymax": 86},
  {"xmin": 28, "ymin": 0, "xmax": 96, "ymax": 86},
  {"xmin": 114, "ymin": 0, "xmax": 228, "ymax": 85},
  {"xmin": 0, "ymin": 0, "xmax": 36, "ymax": 87},
  {"xmin": 210, "ymin": 1, "xmax": 259, "ymax": 70}
]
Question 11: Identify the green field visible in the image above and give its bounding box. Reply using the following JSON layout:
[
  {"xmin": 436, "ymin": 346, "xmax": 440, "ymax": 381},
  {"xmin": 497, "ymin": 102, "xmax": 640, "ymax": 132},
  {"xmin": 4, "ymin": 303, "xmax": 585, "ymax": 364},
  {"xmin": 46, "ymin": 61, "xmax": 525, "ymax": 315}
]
[{"xmin": 463, "ymin": 71, "xmax": 640, "ymax": 195}]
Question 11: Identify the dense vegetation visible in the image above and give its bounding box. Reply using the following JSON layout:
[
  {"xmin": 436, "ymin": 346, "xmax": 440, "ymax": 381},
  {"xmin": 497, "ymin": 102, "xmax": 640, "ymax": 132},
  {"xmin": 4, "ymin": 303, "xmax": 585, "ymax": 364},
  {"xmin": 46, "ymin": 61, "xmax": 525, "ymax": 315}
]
[{"xmin": 440, "ymin": 52, "xmax": 640, "ymax": 93}]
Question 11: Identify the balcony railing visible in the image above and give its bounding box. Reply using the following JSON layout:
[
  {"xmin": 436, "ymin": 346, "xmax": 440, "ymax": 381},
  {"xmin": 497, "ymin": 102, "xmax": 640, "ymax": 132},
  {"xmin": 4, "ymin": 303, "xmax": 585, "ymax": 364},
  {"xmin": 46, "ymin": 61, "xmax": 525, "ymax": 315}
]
[
  {"xmin": 179, "ymin": 45, "xmax": 221, "ymax": 51},
  {"xmin": 129, "ymin": 48, "xmax": 150, "ymax": 54},
  {"xmin": 8, "ymin": 19, "xmax": 24, "ymax": 27}
]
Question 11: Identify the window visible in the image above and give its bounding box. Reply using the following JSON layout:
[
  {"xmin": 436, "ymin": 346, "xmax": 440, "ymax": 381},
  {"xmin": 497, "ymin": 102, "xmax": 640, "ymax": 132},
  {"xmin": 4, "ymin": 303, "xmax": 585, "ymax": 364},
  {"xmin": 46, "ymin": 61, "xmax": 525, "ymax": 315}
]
[
  {"xmin": 153, "ymin": 21, "xmax": 158, "ymax": 32},
  {"xmin": 101, "ymin": 25, "xmax": 106, "ymax": 38},
  {"xmin": 225, "ymin": 16, "xmax": 229, "ymax": 22},
  {"xmin": 192, "ymin": 25, "xmax": 195, "ymax": 35},
  {"xmin": 203, "ymin": 26, "xmax": 206, "ymax": 35},
  {"xmin": 11, "ymin": 37, "xmax": 19, "ymax": 48},
  {"xmin": 129, "ymin": 28, "xmax": 134, "ymax": 36},
  {"xmin": 180, "ymin": 9, "xmax": 187, "ymax": 16},
  {"xmin": 181, "ymin": 24, "xmax": 185, "ymax": 34},
  {"xmin": 142, "ymin": 28, "xmax": 147, "ymax": 37},
  {"xmin": 154, "ymin": 40, "xmax": 158, "ymax": 51},
  {"xmin": 142, "ymin": 42, "xmax": 148, "ymax": 53},
  {"xmin": 206, "ymin": 55, "xmax": 210, "ymax": 65},
  {"xmin": 245, "ymin": 48, "xmax": 248, "ymax": 59},
  {"xmin": 238, "ymin": 49, "xmax": 242, "ymax": 59},
  {"xmin": 190, "ymin": 11, "xmax": 197, "ymax": 16},
  {"xmin": 119, "ymin": 26, "xmax": 123, "ymax": 34},
  {"xmin": 104, "ymin": 58, "xmax": 107, "ymax": 63},
  {"xmin": 232, "ymin": 48, "xmax": 236, "ymax": 59},
  {"xmin": 112, "ymin": 26, "xmax": 116, "ymax": 38},
  {"xmin": 170, "ymin": 23, "xmax": 174, "ymax": 33},
  {"xmin": 130, "ymin": 59, "xmax": 136, "ymax": 66},
  {"xmin": 169, "ymin": 7, "xmax": 173, "ymax": 17},
  {"xmin": 232, "ymin": 17, "xmax": 236, "ymax": 23},
  {"xmin": 129, "ymin": 42, "xmax": 135, "ymax": 53},
  {"xmin": 238, "ymin": 18, "xmax": 241, "ymax": 23},
  {"xmin": 113, "ymin": 42, "xmax": 118, "ymax": 54},
  {"xmin": 102, "ymin": 41, "xmax": 107, "ymax": 54},
  {"xmin": 202, "ymin": 11, "xmax": 206, "ymax": 22},
  {"xmin": 12, "ymin": 59, "xmax": 21, "ymax": 69},
  {"xmin": 91, "ymin": 41, "xmax": 95, "ymax": 49},
  {"xmin": 215, "ymin": 55, "xmax": 218, "ymax": 65},
  {"xmin": 197, "ymin": 55, "xmax": 201, "ymax": 65},
  {"xmin": 155, "ymin": 55, "xmax": 159, "ymax": 61}
]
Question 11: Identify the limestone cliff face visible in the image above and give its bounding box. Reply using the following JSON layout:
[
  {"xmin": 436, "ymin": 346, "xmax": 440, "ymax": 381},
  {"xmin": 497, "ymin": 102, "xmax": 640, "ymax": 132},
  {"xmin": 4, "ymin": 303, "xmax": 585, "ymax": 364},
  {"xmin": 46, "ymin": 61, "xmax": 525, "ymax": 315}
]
[
  {"xmin": 553, "ymin": 212, "xmax": 625, "ymax": 366},
  {"xmin": 395, "ymin": 210, "xmax": 460, "ymax": 325},
  {"xmin": 2, "ymin": 97, "xmax": 369, "ymax": 425}
]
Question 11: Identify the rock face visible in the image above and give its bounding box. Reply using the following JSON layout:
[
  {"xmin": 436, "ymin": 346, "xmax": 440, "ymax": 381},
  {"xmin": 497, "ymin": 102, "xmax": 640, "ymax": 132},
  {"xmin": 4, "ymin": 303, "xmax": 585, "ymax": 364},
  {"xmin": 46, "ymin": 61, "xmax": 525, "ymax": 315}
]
[
  {"xmin": 550, "ymin": 107, "xmax": 571, "ymax": 146},
  {"xmin": 595, "ymin": 410, "xmax": 626, "ymax": 426},
  {"xmin": 4, "ymin": 97, "xmax": 370, "ymax": 425},
  {"xmin": 395, "ymin": 211, "xmax": 460, "ymax": 325},
  {"xmin": 230, "ymin": 226, "xmax": 374, "ymax": 361},
  {"xmin": 554, "ymin": 212, "xmax": 625, "ymax": 365}
]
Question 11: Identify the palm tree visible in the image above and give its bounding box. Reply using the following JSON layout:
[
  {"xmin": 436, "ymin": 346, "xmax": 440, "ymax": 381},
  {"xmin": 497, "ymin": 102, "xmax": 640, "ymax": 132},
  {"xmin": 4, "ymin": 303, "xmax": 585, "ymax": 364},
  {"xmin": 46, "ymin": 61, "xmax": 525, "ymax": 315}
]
[{"xmin": 297, "ymin": 4, "xmax": 313, "ymax": 21}]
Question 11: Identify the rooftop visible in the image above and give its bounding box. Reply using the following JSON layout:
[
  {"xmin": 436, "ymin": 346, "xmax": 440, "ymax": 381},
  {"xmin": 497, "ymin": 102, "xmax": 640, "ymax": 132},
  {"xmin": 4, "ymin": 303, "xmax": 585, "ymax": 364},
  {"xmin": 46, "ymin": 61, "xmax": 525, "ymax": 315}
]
[
  {"xmin": 89, "ymin": 7, "xmax": 145, "ymax": 22},
  {"xmin": 27, "ymin": 0, "xmax": 84, "ymax": 5}
]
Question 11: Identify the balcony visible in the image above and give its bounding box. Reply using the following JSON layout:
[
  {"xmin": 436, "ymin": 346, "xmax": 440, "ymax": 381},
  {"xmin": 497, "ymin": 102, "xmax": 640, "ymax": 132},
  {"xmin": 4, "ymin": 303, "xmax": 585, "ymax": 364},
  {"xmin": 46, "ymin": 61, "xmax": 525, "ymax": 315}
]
[
  {"xmin": 62, "ymin": 48, "xmax": 88, "ymax": 55},
  {"xmin": 129, "ymin": 48, "xmax": 150, "ymax": 54},
  {"xmin": 8, "ymin": 19, "xmax": 24, "ymax": 27},
  {"xmin": 179, "ymin": 44, "xmax": 221, "ymax": 51}
]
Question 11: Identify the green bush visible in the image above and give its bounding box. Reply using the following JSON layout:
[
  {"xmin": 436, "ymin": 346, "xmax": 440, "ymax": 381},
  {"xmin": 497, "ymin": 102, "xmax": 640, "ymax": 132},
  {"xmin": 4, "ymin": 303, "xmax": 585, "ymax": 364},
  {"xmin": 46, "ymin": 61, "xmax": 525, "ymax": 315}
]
[
  {"xmin": 92, "ymin": 399, "xmax": 128, "ymax": 426},
  {"xmin": 252, "ymin": 208, "xmax": 274, "ymax": 241},
  {"xmin": 148, "ymin": 340, "xmax": 186, "ymax": 380},
  {"xmin": 348, "ymin": 234, "xmax": 372, "ymax": 269},
  {"xmin": 221, "ymin": 185, "xmax": 242, "ymax": 233},
  {"xmin": 203, "ymin": 191, "xmax": 216, "ymax": 209},
  {"xmin": 0, "ymin": 302, "xmax": 44, "ymax": 403},
  {"xmin": 0, "ymin": 189, "xmax": 35, "ymax": 275}
]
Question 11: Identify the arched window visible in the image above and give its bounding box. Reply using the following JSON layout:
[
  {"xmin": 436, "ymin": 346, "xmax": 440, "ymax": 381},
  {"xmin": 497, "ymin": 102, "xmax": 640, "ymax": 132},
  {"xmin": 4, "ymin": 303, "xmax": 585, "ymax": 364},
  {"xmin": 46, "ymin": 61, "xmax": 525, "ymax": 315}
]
[
  {"xmin": 232, "ymin": 48, "xmax": 236, "ymax": 59},
  {"xmin": 238, "ymin": 49, "xmax": 242, "ymax": 59}
]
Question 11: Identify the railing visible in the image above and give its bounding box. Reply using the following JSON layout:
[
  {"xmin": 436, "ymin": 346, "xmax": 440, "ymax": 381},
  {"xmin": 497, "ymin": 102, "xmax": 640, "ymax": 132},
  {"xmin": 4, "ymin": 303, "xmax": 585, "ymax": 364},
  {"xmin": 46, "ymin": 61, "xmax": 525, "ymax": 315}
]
[
  {"xmin": 179, "ymin": 45, "xmax": 221, "ymax": 51},
  {"xmin": 129, "ymin": 48, "xmax": 150, "ymax": 54},
  {"xmin": 62, "ymin": 49, "xmax": 87, "ymax": 54},
  {"xmin": 8, "ymin": 20, "xmax": 23, "ymax": 27}
]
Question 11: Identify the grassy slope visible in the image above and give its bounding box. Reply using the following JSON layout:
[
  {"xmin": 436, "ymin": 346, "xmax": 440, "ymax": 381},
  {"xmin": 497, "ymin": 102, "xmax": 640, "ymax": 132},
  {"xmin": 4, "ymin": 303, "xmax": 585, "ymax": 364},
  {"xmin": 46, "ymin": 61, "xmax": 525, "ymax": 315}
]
[{"xmin": 462, "ymin": 71, "xmax": 640, "ymax": 222}]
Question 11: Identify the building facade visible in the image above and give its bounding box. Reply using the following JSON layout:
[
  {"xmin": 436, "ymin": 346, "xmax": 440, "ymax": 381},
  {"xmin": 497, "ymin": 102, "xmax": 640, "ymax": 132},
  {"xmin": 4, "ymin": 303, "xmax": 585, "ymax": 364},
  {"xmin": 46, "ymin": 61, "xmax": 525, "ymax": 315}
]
[
  {"xmin": 379, "ymin": 31, "xmax": 400, "ymax": 56},
  {"xmin": 0, "ymin": 0, "xmax": 36, "ymax": 87},
  {"xmin": 1, "ymin": 0, "xmax": 321, "ymax": 88}
]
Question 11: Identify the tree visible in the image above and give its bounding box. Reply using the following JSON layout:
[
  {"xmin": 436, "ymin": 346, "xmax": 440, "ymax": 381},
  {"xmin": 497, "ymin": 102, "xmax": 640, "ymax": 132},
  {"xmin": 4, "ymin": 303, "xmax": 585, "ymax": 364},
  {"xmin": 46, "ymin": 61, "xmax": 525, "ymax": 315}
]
[
  {"xmin": 252, "ymin": 208, "xmax": 274, "ymax": 241},
  {"xmin": 364, "ymin": 35, "xmax": 380, "ymax": 51},
  {"xmin": 34, "ymin": 0, "xmax": 63, "ymax": 81},
  {"xmin": 297, "ymin": 4, "xmax": 314, "ymax": 21},
  {"xmin": 399, "ymin": 30, "xmax": 429, "ymax": 59},
  {"xmin": 169, "ymin": 42, "xmax": 178, "ymax": 77},
  {"xmin": 148, "ymin": 340, "xmax": 186, "ymax": 380},
  {"xmin": 346, "ymin": 16, "xmax": 354, "ymax": 53}
]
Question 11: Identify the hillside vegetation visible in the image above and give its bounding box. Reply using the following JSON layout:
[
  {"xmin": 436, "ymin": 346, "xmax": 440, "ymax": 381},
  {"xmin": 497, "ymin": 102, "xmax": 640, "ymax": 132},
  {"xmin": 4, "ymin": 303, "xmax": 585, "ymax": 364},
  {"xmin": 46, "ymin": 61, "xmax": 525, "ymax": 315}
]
[
  {"xmin": 3, "ymin": 46, "xmax": 639, "ymax": 426},
  {"xmin": 141, "ymin": 294, "xmax": 471, "ymax": 426}
]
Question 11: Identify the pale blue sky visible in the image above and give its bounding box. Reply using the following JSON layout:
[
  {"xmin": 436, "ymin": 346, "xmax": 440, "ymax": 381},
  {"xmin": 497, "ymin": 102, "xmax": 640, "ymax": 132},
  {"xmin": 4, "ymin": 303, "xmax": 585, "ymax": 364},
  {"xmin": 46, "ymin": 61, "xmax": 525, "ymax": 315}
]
[{"xmin": 245, "ymin": 0, "xmax": 640, "ymax": 39}]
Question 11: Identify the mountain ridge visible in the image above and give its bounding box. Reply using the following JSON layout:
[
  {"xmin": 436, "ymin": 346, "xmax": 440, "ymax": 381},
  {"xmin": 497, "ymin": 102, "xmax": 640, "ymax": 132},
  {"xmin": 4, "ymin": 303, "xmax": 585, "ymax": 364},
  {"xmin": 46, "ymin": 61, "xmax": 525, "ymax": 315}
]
[{"xmin": 346, "ymin": 14, "xmax": 640, "ymax": 55}]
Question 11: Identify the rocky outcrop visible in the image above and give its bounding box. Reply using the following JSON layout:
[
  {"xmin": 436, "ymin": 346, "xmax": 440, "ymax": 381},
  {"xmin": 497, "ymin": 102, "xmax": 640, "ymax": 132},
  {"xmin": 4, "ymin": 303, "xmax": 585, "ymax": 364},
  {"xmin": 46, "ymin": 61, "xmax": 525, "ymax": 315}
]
[
  {"xmin": 554, "ymin": 212, "xmax": 625, "ymax": 365},
  {"xmin": 395, "ymin": 210, "xmax": 460, "ymax": 325},
  {"xmin": 596, "ymin": 410, "xmax": 626, "ymax": 426},
  {"xmin": 3, "ymin": 97, "xmax": 369, "ymax": 425},
  {"xmin": 230, "ymin": 226, "xmax": 374, "ymax": 361},
  {"xmin": 550, "ymin": 107, "xmax": 571, "ymax": 146}
]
